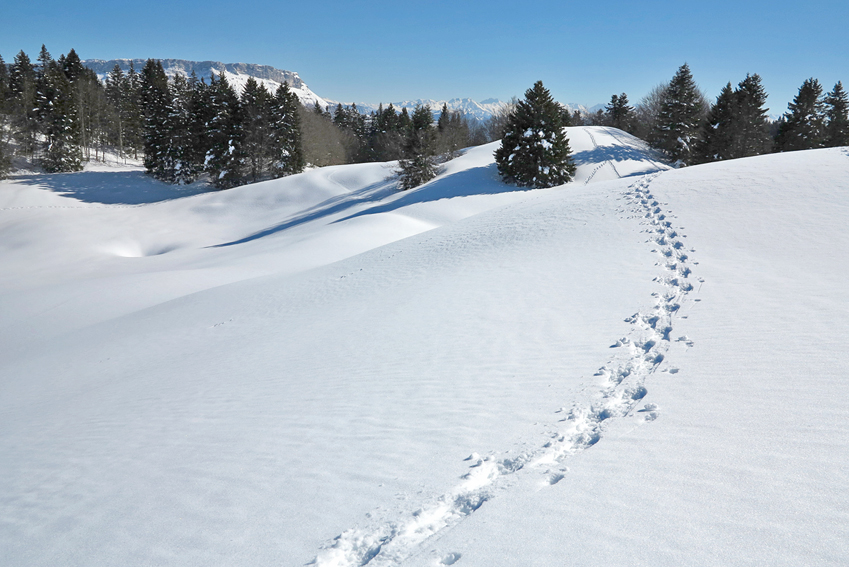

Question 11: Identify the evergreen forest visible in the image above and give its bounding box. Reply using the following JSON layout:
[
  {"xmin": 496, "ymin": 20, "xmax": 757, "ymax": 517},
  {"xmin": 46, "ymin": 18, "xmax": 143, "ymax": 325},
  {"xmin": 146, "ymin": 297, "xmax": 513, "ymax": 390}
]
[{"xmin": 0, "ymin": 47, "xmax": 846, "ymax": 188}]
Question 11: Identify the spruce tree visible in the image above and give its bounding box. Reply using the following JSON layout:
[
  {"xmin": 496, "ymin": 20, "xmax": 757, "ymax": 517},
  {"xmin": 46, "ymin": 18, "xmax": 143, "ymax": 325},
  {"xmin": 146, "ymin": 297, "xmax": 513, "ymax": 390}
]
[
  {"xmin": 605, "ymin": 93, "xmax": 634, "ymax": 131},
  {"xmin": 0, "ymin": 54, "xmax": 8, "ymax": 113},
  {"xmin": 269, "ymin": 82, "xmax": 304, "ymax": 177},
  {"xmin": 774, "ymin": 78, "xmax": 825, "ymax": 151},
  {"xmin": 732, "ymin": 73, "xmax": 771, "ymax": 158},
  {"xmin": 694, "ymin": 82, "xmax": 736, "ymax": 164},
  {"xmin": 823, "ymin": 81, "xmax": 849, "ymax": 147},
  {"xmin": 39, "ymin": 63, "xmax": 83, "ymax": 172},
  {"xmin": 649, "ymin": 63, "xmax": 705, "ymax": 164},
  {"xmin": 165, "ymin": 73, "xmax": 200, "ymax": 184},
  {"xmin": 0, "ymin": 53, "xmax": 9, "ymax": 175},
  {"xmin": 241, "ymin": 77, "xmax": 271, "ymax": 182},
  {"xmin": 205, "ymin": 73, "xmax": 244, "ymax": 188},
  {"xmin": 397, "ymin": 104, "xmax": 437, "ymax": 190},
  {"xmin": 140, "ymin": 59, "xmax": 171, "ymax": 179},
  {"xmin": 9, "ymin": 51, "xmax": 38, "ymax": 158},
  {"xmin": 494, "ymin": 80, "xmax": 576, "ymax": 188}
]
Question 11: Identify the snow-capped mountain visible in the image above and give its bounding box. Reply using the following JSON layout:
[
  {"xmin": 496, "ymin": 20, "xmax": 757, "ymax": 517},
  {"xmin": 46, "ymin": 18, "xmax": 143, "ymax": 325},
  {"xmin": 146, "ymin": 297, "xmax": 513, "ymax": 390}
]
[
  {"xmin": 325, "ymin": 98, "xmax": 603, "ymax": 122},
  {"xmin": 83, "ymin": 59, "xmax": 603, "ymax": 123},
  {"xmin": 82, "ymin": 58, "xmax": 329, "ymax": 109}
]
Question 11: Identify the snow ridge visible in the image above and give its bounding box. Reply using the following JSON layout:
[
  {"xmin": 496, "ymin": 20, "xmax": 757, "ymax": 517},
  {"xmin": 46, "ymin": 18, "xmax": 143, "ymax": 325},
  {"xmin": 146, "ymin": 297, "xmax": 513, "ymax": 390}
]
[{"xmin": 310, "ymin": 172, "xmax": 697, "ymax": 567}]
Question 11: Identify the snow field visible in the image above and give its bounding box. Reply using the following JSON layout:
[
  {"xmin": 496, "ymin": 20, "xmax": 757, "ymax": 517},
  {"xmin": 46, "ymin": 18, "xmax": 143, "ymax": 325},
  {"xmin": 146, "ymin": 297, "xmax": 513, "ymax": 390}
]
[{"xmin": 1, "ymin": 128, "xmax": 846, "ymax": 567}]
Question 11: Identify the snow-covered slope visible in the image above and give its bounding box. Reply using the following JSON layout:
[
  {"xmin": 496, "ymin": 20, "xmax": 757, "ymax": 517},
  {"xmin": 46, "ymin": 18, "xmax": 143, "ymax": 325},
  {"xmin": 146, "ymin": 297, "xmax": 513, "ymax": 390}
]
[
  {"xmin": 1, "ymin": 130, "xmax": 847, "ymax": 567},
  {"xmin": 83, "ymin": 58, "xmax": 329, "ymax": 109}
]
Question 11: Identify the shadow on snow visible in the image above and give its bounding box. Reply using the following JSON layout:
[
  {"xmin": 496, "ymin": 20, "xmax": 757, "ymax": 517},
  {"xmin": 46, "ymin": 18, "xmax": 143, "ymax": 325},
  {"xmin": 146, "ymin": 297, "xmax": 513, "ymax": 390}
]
[{"xmin": 14, "ymin": 170, "xmax": 209, "ymax": 205}]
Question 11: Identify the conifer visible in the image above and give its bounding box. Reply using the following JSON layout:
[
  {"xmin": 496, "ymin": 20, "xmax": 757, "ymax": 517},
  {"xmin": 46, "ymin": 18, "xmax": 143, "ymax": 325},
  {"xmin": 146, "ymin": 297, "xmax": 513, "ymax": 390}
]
[
  {"xmin": 205, "ymin": 73, "xmax": 244, "ymax": 188},
  {"xmin": 649, "ymin": 63, "xmax": 705, "ymax": 164},
  {"xmin": 494, "ymin": 80, "xmax": 576, "ymax": 188},
  {"xmin": 774, "ymin": 78, "xmax": 825, "ymax": 151},
  {"xmin": 823, "ymin": 81, "xmax": 849, "ymax": 147},
  {"xmin": 733, "ymin": 73, "xmax": 771, "ymax": 158},
  {"xmin": 269, "ymin": 82, "xmax": 304, "ymax": 177},
  {"xmin": 140, "ymin": 59, "xmax": 171, "ymax": 179}
]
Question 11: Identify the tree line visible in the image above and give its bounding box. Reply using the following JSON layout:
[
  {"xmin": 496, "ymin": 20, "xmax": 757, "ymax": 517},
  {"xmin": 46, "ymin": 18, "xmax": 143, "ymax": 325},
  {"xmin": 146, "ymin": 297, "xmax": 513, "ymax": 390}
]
[
  {"xmin": 579, "ymin": 63, "xmax": 848, "ymax": 166},
  {"xmin": 1, "ymin": 48, "xmax": 847, "ymax": 185},
  {"xmin": 0, "ymin": 46, "xmax": 490, "ymax": 185}
]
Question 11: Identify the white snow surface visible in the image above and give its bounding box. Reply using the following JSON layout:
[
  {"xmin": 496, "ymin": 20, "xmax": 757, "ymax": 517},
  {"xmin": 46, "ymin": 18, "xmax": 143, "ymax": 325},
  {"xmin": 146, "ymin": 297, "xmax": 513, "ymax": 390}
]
[{"xmin": 1, "ymin": 128, "xmax": 847, "ymax": 567}]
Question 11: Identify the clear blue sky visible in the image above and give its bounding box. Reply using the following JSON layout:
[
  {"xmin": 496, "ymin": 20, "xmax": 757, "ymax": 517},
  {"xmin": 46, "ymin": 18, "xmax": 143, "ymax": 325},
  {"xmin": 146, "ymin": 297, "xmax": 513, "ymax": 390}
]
[{"xmin": 2, "ymin": 0, "xmax": 847, "ymax": 112}]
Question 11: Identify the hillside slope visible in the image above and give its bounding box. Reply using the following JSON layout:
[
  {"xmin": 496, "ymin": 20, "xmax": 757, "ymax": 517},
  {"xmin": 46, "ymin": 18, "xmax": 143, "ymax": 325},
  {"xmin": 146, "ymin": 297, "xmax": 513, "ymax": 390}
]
[{"xmin": 0, "ymin": 131, "xmax": 846, "ymax": 567}]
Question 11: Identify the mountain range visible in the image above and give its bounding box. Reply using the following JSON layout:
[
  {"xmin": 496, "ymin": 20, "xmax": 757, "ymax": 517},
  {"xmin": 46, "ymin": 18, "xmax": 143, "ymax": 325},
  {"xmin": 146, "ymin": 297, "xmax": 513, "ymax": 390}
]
[{"xmin": 83, "ymin": 58, "xmax": 602, "ymax": 122}]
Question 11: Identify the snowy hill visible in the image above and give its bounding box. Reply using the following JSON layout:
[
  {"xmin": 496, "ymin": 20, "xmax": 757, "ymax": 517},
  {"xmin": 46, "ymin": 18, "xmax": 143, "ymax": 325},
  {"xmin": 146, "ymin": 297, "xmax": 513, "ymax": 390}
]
[
  {"xmin": 1, "ymin": 129, "xmax": 847, "ymax": 567},
  {"xmin": 82, "ymin": 58, "xmax": 329, "ymax": 109}
]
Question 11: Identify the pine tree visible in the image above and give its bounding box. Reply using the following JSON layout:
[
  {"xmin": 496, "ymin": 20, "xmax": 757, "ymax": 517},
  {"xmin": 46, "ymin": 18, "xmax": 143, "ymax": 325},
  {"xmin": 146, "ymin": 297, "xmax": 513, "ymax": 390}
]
[
  {"xmin": 205, "ymin": 73, "xmax": 244, "ymax": 188},
  {"xmin": 140, "ymin": 59, "xmax": 171, "ymax": 179},
  {"xmin": 269, "ymin": 82, "xmax": 304, "ymax": 177},
  {"xmin": 774, "ymin": 78, "xmax": 825, "ymax": 151},
  {"xmin": 605, "ymin": 93, "xmax": 634, "ymax": 131},
  {"xmin": 0, "ymin": 53, "xmax": 9, "ymax": 176},
  {"xmin": 165, "ymin": 73, "xmax": 200, "ymax": 184},
  {"xmin": 823, "ymin": 81, "xmax": 849, "ymax": 147},
  {"xmin": 0, "ymin": 54, "xmax": 8, "ymax": 113},
  {"xmin": 396, "ymin": 104, "xmax": 437, "ymax": 190},
  {"xmin": 693, "ymin": 83, "xmax": 736, "ymax": 163},
  {"xmin": 732, "ymin": 73, "xmax": 771, "ymax": 158},
  {"xmin": 494, "ymin": 80, "xmax": 576, "ymax": 188},
  {"xmin": 649, "ymin": 63, "xmax": 705, "ymax": 164},
  {"xmin": 9, "ymin": 51, "xmax": 38, "ymax": 158},
  {"xmin": 241, "ymin": 77, "xmax": 271, "ymax": 182},
  {"xmin": 39, "ymin": 62, "xmax": 83, "ymax": 172}
]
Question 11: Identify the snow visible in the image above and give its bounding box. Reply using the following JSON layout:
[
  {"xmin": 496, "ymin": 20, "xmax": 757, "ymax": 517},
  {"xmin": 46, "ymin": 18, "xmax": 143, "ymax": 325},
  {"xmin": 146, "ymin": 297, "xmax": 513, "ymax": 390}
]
[{"xmin": 1, "ymin": 129, "xmax": 847, "ymax": 567}]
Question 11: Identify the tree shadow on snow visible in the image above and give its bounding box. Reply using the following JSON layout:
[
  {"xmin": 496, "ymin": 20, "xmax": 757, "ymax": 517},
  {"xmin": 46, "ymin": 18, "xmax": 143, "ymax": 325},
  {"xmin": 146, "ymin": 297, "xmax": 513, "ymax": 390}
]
[
  {"xmin": 14, "ymin": 170, "xmax": 209, "ymax": 205},
  {"xmin": 570, "ymin": 145, "xmax": 659, "ymax": 167},
  {"xmin": 210, "ymin": 163, "xmax": 522, "ymax": 248},
  {"xmin": 334, "ymin": 163, "xmax": 526, "ymax": 223}
]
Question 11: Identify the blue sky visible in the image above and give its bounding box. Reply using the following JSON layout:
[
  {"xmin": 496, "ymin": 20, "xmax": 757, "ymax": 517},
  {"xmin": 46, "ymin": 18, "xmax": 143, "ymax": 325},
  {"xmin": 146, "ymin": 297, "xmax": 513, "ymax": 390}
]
[{"xmin": 2, "ymin": 0, "xmax": 847, "ymax": 112}]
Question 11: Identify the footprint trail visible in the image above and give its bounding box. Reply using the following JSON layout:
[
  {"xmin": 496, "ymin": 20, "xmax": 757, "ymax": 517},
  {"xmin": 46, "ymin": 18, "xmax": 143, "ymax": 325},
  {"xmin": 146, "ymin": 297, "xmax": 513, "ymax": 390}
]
[{"xmin": 310, "ymin": 172, "xmax": 697, "ymax": 567}]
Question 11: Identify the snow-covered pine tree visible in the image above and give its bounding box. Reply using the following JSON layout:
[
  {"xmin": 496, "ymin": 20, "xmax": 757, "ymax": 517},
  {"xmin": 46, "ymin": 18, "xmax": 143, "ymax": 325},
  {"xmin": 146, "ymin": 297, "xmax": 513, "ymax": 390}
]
[
  {"xmin": 140, "ymin": 59, "xmax": 171, "ymax": 179},
  {"xmin": 38, "ymin": 61, "xmax": 83, "ymax": 172},
  {"xmin": 0, "ymin": 56, "xmax": 10, "ymax": 177},
  {"xmin": 774, "ymin": 78, "xmax": 825, "ymax": 152},
  {"xmin": 396, "ymin": 104, "xmax": 437, "ymax": 190},
  {"xmin": 494, "ymin": 80, "xmax": 576, "ymax": 188},
  {"xmin": 165, "ymin": 73, "xmax": 200, "ymax": 184},
  {"xmin": 0, "ymin": 54, "xmax": 8, "ymax": 113},
  {"xmin": 269, "ymin": 81, "xmax": 304, "ymax": 177},
  {"xmin": 9, "ymin": 51, "xmax": 38, "ymax": 158},
  {"xmin": 823, "ymin": 81, "xmax": 849, "ymax": 148},
  {"xmin": 205, "ymin": 73, "xmax": 244, "ymax": 189},
  {"xmin": 649, "ymin": 63, "xmax": 706, "ymax": 165}
]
